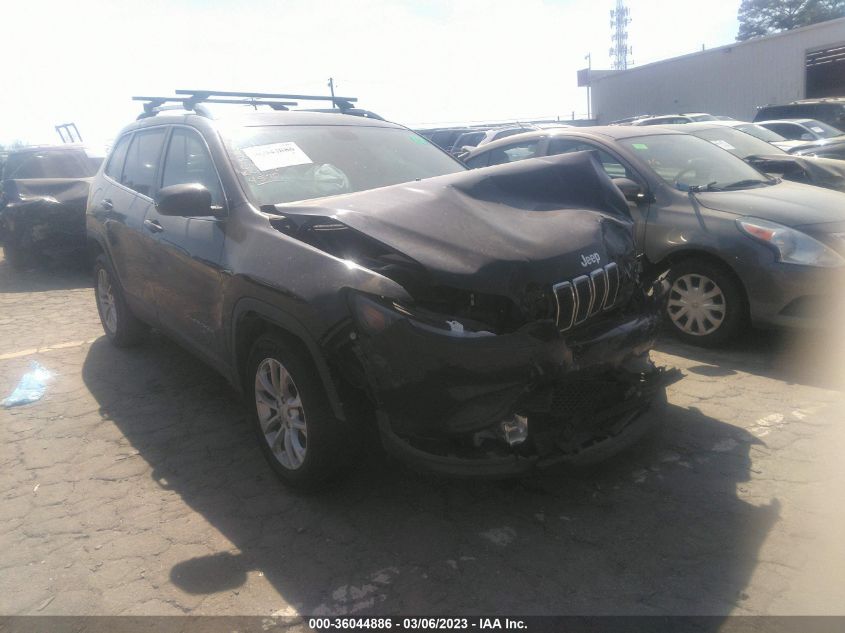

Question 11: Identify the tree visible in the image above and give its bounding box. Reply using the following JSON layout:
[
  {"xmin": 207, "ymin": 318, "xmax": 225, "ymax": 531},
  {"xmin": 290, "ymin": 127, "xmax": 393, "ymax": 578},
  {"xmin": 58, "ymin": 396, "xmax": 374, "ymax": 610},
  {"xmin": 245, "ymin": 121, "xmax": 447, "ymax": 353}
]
[{"xmin": 737, "ymin": 0, "xmax": 845, "ymax": 41}]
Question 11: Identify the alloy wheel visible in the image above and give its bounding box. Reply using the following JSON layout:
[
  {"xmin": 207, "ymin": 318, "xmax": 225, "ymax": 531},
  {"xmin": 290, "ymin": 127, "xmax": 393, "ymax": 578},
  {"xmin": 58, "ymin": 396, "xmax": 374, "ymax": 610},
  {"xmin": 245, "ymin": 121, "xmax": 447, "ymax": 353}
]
[
  {"xmin": 97, "ymin": 268, "xmax": 118, "ymax": 334},
  {"xmin": 254, "ymin": 358, "xmax": 308, "ymax": 470}
]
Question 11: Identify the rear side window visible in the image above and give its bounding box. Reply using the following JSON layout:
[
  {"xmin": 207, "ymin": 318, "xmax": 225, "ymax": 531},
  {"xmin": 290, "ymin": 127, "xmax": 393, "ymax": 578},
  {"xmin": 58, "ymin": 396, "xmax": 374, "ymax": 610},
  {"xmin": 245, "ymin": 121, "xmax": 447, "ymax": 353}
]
[
  {"xmin": 105, "ymin": 134, "xmax": 132, "ymax": 181},
  {"xmin": 487, "ymin": 140, "xmax": 540, "ymax": 166},
  {"xmin": 547, "ymin": 139, "xmax": 633, "ymax": 179},
  {"xmin": 161, "ymin": 128, "xmax": 224, "ymax": 206},
  {"xmin": 3, "ymin": 150, "xmax": 95, "ymax": 179},
  {"xmin": 121, "ymin": 128, "xmax": 167, "ymax": 197}
]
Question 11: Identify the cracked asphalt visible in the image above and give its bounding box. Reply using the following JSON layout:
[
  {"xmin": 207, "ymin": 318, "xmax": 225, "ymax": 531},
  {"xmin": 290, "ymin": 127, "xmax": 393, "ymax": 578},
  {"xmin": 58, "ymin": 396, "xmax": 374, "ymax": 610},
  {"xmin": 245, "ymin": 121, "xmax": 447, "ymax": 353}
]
[{"xmin": 1, "ymin": 253, "xmax": 844, "ymax": 620}]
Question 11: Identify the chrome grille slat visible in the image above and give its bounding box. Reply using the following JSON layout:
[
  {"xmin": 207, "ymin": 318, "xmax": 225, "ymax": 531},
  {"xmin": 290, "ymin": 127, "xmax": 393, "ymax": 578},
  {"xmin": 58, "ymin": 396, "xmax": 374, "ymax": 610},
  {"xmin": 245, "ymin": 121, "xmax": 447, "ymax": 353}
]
[
  {"xmin": 589, "ymin": 268, "xmax": 608, "ymax": 317},
  {"xmin": 554, "ymin": 261, "xmax": 622, "ymax": 331},
  {"xmin": 553, "ymin": 281, "xmax": 576, "ymax": 331},
  {"xmin": 604, "ymin": 262, "xmax": 620, "ymax": 310},
  {"xmin": 573, "ymin": 275, "xmax": 593, "ymax": 324}
]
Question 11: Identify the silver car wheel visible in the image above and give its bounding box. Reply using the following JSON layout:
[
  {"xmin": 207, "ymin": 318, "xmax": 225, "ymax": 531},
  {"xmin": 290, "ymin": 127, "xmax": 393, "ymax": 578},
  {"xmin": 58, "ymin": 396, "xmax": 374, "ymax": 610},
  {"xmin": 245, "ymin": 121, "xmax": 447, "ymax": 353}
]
[
  {"xmin": 668, "ymin": 273, "xmax": 726, "ymax": 336},
  {"xmin": 255, "ymin": 358, "xmax": 308, "ymax": 470},
  {"xmin": 97, "ymin": 268, "xmax": 118, "ymax": 334}
]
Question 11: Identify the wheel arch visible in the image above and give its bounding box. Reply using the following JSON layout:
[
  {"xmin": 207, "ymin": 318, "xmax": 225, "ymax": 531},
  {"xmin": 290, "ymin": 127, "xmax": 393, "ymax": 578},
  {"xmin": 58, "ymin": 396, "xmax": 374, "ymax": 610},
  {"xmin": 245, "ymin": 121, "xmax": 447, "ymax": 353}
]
[
  {"xmin": 659, "ymin": 248, "xmax": 751, "ymax": 318},
  {"xmin": 231, "ymin": 298, "xmax": 346, "ymax": 421}
]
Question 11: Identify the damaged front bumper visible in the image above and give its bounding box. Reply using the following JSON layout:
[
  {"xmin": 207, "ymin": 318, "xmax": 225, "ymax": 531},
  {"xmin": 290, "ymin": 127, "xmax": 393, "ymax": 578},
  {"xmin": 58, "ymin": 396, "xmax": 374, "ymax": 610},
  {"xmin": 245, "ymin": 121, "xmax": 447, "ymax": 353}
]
[{"xmin": 351, "ymin": 279, "xmax": 681, "ymax": 477}]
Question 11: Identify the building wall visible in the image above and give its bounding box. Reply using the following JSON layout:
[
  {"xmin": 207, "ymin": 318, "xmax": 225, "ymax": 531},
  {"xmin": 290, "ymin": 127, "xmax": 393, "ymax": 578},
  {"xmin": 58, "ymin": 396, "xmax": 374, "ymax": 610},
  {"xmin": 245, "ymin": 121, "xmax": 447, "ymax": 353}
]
[{"xmin": 590, "ymin": 18, "xmax": 845, "ymax": 124}]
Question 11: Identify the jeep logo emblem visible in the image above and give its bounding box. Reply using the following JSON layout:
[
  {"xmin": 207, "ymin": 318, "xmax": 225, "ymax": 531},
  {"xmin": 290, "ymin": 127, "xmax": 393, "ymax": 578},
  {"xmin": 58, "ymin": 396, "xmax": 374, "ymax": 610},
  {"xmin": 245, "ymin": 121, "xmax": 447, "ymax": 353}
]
[{"xmin": 580, "ymin": 252, "xmax": 601, "ymax": 267}]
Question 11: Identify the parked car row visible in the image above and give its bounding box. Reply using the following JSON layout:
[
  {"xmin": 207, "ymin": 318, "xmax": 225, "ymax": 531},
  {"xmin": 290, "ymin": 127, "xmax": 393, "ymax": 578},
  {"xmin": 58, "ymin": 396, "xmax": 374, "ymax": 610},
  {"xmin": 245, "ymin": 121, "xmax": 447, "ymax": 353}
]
[{"xmin": 416, "ymin": 123, "xmax": 542, "ymax": 158}]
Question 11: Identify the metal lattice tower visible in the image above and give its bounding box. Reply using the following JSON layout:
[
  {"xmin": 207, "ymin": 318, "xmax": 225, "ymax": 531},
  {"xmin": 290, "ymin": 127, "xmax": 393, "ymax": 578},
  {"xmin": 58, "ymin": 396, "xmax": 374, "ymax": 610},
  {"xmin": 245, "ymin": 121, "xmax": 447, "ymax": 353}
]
[{"xmin": 609, "ymin": 0, "xmax": 632, "ymax": 70}]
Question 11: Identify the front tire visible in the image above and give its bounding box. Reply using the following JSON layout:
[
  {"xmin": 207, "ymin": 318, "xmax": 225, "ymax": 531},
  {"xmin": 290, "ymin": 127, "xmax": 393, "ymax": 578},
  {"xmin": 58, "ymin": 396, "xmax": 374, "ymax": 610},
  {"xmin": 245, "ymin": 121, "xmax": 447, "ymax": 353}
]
[
  {"xmin": 246, "ymin": 334, "xmax": 349, "ymax": 490},
  {"xmin": 93, "ymin": 254, "xmax": 148, "ymax": 347},
  {"xmin": 665, "ymin": 258, "xmax": 746, "ymax": 347}
]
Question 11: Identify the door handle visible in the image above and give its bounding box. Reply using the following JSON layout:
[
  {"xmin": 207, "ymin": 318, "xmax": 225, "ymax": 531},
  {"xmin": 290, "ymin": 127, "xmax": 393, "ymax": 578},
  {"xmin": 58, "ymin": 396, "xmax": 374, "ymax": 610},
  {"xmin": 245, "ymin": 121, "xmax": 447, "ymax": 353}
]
[
  {"xmin": 101, "ymin": 199, "xmax": 113, "ymax": 211},
  {"xmin": 143, "ymin": 219, "xmax": 164, "ymax": 233}
]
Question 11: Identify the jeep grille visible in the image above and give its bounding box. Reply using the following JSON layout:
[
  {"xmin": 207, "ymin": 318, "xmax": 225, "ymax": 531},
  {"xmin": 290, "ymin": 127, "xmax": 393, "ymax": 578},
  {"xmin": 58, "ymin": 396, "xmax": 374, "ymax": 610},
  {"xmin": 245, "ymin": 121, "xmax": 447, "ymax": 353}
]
[{"xmin": 553, "ymin": 262, "xmax": 620, "ymax": 331}]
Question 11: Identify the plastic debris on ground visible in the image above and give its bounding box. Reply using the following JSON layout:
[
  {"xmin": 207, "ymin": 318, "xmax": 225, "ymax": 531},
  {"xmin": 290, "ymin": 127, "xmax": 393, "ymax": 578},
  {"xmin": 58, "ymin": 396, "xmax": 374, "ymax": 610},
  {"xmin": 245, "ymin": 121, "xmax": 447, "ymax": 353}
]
[{"xmin": 2, "ymin": 361, "xmax": 54, "ymax": 408}]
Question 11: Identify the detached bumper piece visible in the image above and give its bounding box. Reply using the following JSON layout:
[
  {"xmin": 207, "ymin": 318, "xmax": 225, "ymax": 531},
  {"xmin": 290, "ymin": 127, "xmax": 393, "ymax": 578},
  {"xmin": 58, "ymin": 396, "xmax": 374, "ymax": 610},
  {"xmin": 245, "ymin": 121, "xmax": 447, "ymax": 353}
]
[{"xmin": 377, "ymin": 365, "xmax": 682, "ymax": 478}]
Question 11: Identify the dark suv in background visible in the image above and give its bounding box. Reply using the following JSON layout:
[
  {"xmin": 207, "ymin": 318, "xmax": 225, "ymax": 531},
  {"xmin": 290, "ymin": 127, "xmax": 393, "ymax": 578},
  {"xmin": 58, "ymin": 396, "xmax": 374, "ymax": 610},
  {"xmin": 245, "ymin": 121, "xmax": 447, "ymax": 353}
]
[
  {"xmin": 1, "ymin": 144, "xmax": 103, "ymax": 268},
  {"xmin": 754, "ymin": 98, "xmax": 845, "ymax": 130},
  {"xmin": 86, "ymin": 90, "xmax": 673, "ymax": 489}
]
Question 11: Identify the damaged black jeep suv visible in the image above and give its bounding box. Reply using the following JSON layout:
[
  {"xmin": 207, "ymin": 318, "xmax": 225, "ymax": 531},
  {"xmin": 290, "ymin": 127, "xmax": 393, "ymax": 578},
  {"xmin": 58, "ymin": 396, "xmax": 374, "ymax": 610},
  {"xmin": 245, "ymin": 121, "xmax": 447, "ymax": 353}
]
[{"xmin": 87, "ymin": 92, "xmax": 674, "ymax": 488}]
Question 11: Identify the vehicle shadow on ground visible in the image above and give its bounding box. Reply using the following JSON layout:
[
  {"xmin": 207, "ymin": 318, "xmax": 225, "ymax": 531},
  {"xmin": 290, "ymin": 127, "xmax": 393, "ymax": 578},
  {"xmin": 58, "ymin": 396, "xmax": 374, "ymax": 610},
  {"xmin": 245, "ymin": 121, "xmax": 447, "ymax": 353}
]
[
  {"xmin": 0, "ymin": 254, "xmax": 90, "ymax": 293},
  {"xmin": 656, "ymin": 327, "xmax": 845, "ymax": 391},
  {"xmin": 82, "ymin": 335, "xmax": 779, "ymax": 619}
]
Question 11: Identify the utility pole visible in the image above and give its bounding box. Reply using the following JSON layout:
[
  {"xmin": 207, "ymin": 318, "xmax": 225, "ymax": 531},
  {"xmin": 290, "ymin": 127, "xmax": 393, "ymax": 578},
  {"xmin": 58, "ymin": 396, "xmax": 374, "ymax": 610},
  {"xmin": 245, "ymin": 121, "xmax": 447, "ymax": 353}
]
[
  {"xmin": 585, "ymin": 53, "xmax": 592, "ymax": 120},
  {"xmin": 609, "ymin": 0, "xmax": 632, "ymax": 71},
  {"xmin": 328, "ymin": 77, "xmax": 336, "ymax": 108}
]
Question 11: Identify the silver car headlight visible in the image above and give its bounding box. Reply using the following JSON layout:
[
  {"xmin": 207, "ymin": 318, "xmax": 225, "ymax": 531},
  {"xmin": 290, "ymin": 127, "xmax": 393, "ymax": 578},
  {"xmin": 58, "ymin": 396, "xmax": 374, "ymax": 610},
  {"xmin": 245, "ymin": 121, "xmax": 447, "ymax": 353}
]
[{"xmin": 736, "ymin": 217, "xmax": 845, "ymax": 268}]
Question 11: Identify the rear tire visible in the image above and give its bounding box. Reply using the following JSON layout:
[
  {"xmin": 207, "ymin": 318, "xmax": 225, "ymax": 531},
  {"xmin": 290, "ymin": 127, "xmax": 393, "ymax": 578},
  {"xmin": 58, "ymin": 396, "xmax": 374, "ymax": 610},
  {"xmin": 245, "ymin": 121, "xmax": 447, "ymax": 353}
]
[
  {"xmin": 93, "ymin": 254, "xmax": 148, "ymax": 347},
  {"xmin": 665, "ymin": 258, "xmax": 746, "ymax": 347},
  {"xmin": 246, "ymin": 333, "xmax": 350, "ymax": 490}
]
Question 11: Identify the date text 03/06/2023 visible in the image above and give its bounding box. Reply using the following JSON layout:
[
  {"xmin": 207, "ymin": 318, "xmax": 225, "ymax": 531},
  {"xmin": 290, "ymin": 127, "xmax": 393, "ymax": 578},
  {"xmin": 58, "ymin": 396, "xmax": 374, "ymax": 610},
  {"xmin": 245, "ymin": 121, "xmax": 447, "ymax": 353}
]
[{"xmin": 307, "ymin": 618, "xmax": 528, "ymax": 630}]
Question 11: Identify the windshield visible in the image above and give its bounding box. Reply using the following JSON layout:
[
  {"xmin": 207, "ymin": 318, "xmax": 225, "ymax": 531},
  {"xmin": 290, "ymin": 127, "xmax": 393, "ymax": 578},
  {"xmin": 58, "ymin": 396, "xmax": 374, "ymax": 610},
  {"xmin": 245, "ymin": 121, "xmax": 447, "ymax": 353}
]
[
  {"xmin": 623, "ymin": 134, "xmax": 770, "ymax": 191},
  {"xmin": 690, "ymin": 126, "xmax": 786, "ymax": 159},
  {"xmin": 224, "ymin": 125, "xmax": 465, "ymax": 206},
  {"xmin": 804, "ymin": 119, "xmax": 844, "ymax": 139},
  {"xmin": 2, "ymin": 149, "xmax": 102, "ymax": 180},
  {"xmin": 733, "ymin": 123, "xmax": 787, "ymax": 143}
]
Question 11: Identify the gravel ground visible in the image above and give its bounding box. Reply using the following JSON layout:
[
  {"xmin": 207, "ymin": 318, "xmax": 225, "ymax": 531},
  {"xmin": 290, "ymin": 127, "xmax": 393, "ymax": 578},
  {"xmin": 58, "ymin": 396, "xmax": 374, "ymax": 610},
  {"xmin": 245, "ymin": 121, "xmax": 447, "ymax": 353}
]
[{"xmin": 1, "ymin": 253, "xmax": 843, "ymax": 618}]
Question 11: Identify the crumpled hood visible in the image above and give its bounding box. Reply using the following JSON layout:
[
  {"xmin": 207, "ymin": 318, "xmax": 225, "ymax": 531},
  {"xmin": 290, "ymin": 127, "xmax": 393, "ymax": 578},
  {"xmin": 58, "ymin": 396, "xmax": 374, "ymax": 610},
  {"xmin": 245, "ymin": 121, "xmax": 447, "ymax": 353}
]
[
  {"xmin": 272, "ymin": 152, "xmax": 635, "ymax": 297},
  {"xmin": 693, "ymin": 179, "xmax": 845, "ymax": 228}
]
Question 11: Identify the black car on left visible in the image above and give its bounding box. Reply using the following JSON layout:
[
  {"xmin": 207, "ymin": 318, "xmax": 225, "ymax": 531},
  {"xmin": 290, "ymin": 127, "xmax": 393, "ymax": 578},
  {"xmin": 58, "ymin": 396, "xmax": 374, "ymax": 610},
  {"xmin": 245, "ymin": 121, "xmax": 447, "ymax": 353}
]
[{"xmin": 0, "ymin": 144, "xmax": 104, "ymax": 268}]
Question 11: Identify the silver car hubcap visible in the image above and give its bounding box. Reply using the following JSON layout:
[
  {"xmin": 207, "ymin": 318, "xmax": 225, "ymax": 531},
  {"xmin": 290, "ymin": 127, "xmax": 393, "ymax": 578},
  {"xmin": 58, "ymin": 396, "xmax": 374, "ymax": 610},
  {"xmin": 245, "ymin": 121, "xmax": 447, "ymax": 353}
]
[
  {"xmin": 255, "ymin": 358, "xmax": 307, "ymax": 470},
  {"xmin": 97, "ymin": 268, "xmax": 118, "ymax": 334},
  {"xmin": 668, "ymin": 273, "xmax": 726, "ymax": 336}
]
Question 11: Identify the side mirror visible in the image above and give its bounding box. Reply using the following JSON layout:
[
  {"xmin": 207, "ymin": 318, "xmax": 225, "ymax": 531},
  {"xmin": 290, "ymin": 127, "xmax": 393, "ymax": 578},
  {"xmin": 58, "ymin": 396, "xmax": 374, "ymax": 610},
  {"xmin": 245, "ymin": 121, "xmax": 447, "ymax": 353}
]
[
  {"xmin": 155, "ymin": 183, "xmax": 216, "ymax": 218},
  {"xmin": 800, "ymin": 133, "xmax": 814, "ymax": 141},
  {"xmin": 612, "ymin": 177, "xmax": 649, "ymax": 203}
]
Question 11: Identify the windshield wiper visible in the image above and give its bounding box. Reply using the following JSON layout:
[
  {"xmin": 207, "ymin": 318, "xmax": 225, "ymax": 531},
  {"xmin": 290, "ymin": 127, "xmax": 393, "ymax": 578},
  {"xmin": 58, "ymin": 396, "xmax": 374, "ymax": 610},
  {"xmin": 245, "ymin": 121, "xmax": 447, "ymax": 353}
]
[
  {"xmin": 716, "ymin": 178, "xmax": 775, "ymax": 190},
  {"xmin": 687, "ymin": 181, "xmax": 721, "ymax": 192}
]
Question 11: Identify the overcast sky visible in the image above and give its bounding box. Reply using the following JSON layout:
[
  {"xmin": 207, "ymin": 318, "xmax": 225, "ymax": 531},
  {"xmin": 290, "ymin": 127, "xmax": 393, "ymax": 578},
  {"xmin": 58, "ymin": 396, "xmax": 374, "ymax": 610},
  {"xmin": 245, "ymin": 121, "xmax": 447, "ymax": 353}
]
[{"xmin": 1, "ymin": 0, "xmax": 739, "ymax": 147}]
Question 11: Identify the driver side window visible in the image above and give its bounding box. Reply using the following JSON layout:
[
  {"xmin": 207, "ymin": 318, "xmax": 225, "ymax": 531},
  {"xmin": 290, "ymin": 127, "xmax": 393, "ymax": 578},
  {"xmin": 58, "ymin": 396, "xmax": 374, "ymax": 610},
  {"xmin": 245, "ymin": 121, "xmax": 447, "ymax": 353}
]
[
  {"xmin": 548, "ymin": 139, "xmax": 633, "ymax": 179},
  {"xmin": 161, "ymin": 128, "xmax": 224, "ymax": 206}
]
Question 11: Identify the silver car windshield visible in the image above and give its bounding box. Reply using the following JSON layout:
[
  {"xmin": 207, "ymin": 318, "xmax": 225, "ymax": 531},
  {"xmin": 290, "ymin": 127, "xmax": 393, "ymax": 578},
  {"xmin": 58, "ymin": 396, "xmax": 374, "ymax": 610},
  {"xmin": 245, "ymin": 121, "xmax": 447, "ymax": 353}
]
[
  {"xmin": 690, "ymin": 127, "xmax": 787, "ymax": 159},
  {"xmin": 223, "ymin": 125, "xmax": 465, "ymax": 206},
  {"xmin": 624, "ymin": 134, "xmax": 771, "ymax": 191}
]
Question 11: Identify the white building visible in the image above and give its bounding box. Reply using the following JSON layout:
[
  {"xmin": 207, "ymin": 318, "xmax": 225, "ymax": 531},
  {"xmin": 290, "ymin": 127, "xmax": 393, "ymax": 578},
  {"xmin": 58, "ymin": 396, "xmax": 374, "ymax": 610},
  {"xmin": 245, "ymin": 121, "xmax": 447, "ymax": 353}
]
[{"xmin": 586, "ymin": 17, "xmax": 845, "ymax": 124}]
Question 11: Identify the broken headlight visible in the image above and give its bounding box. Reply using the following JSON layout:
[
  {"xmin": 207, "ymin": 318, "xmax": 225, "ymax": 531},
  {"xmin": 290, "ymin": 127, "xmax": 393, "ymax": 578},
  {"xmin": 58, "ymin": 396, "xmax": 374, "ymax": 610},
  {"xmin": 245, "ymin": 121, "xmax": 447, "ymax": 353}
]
[{"xmin": 350, "ymin": 292, "xmax": 493, "ymax": 337}]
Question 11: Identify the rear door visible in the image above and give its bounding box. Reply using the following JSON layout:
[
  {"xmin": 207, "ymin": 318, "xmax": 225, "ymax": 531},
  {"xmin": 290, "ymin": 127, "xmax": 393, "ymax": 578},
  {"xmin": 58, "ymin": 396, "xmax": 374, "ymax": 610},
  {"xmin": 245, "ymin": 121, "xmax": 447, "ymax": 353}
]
[
  {"xmin": 144, "ymin": 126, "xmax": 228, "ymax": 364},
  {"xmin": 90, "ymin": 128, "xmax": 168, "ymax": 321}
]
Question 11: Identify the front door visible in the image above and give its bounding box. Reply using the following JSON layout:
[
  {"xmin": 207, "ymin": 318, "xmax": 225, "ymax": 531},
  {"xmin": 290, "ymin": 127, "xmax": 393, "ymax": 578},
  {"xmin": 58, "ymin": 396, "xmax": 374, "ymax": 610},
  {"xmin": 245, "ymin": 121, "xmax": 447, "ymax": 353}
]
[{"xmin": 145, "ymin": 127, "xmax": 229, "ymax": 364}]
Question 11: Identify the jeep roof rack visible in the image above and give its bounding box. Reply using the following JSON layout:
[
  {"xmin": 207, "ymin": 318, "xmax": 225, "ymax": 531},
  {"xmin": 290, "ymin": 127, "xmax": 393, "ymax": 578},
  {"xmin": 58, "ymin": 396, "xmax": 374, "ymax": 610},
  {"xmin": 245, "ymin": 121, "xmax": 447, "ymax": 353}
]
[{"xmin": 132, "ymin": 89, "xmax": 382, "ymax": 120}]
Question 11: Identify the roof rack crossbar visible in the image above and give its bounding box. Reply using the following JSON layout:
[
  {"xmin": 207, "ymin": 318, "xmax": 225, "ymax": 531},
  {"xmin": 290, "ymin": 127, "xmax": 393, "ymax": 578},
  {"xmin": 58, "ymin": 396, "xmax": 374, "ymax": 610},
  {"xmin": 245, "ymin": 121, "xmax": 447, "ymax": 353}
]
[
  {"xmin": 175, "ymin": 89, "xmax": 357, "ymax": 110},
  {"xmin": 132, "ymin": 89, "xmax": 370, "ymax": 119}
]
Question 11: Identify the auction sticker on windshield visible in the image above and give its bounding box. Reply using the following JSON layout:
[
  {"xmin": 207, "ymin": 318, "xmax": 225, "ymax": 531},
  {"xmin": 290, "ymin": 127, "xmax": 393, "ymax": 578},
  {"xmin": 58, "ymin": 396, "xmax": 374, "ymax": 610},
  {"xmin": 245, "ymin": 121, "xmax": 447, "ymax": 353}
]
[
  {"xmin": 243, "ymin": 142, "xmax": 313, "ymax": 171},
  {"xmin": 632, "ymin": 143, "xmax": 648, "ymax": 150}
]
